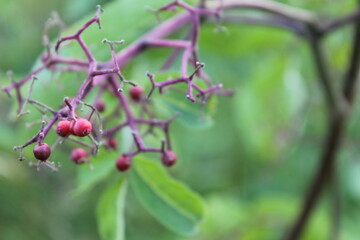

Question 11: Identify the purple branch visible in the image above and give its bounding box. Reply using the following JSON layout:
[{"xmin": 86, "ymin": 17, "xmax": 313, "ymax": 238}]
[
  {"xmin": 2, "ymin": 65, "xmax": 45, "ymax": 95},
  {"xmin": 102, "ymin": 122, "xmax": 128, "ymax": 137},
  {"xmin": 108, "ymin": 77, "xmax": 145, "ymax": 149},
  {"xmin": 5, "ymin": 1, "xmax": 235, "ymax": 167},
  {"xmin": 15, "ymin": 115, "xmax": 59, "ymax": 152}
]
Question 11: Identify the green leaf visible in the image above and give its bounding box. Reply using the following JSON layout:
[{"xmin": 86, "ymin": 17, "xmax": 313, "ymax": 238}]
[
  {"xmin": 73, "ymin": 151, "xmax": 118, "ymax": 195},
  {"xmin": 96, "ymin": 177, "xmax": 128, "ymax": 240},
  {"xmin": 129, "ymin": 156, "xmax": 205, "ymax": 236}
]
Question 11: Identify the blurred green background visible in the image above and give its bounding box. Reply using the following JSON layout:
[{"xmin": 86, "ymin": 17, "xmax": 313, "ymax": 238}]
[{"xmin": 1, "ymin": 0, "xmax": 360, "ymax": 239}]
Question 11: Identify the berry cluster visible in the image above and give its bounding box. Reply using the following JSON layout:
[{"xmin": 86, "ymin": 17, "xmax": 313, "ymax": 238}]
[
  {"xmin": 3, "ymin": 2, "xmax": 230, "ymax": 172},
  {"xmin": 56, "ymin": 118, "xmax": 92, "ymax": 138}
]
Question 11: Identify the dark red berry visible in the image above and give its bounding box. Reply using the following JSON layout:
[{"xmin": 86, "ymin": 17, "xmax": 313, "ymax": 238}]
[
  {"xmin": 33, "ymin": 143, "xmax": 51, "ymax": 161},
  {"xmin": 56, "ymin": 120, "xmax": 71, "ymax": 137},
  {"xmin": 70, "ymin": 148, "xmax": 88, "ymax": 164},
  {"xmin": 161, "ymin": 151, "xmax": 177, "ymax": 167},
  {"xmin": 73, "ymin": 118, "xmax": 92, "ymax": 137},
  {"xmin": 105, "ymin": 137, "xmax": 118, "ymax": 150},
  {"xmin": 116, "ymin": 155, "xmax": 131, "ymax": 172},
  {"xmin": 129, "ymin": 86, "xmax": 144, "ymax": 102},
  {"xmin": 94, "ymin": 99, "xmax": 106, "ymax": 112}
]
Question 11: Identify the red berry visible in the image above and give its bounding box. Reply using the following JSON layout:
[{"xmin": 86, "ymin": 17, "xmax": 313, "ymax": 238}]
[
  {"xmin": 69, "ymin": 119, "xmax": 76, "ymax": 135},
  {"xmin": 116, "ymin": 155, "xmax": 131, "ymax": 172},
  {"xmin": 70, "ymin": 148, "xmax": 88, "ymax": 164},
  {"xmin": 161, "ymin": 151, "xmax": 177, "ymax": 167},
  {"xmin": 94, "ymin": 99, "xmax": 106, "ymax": 112},
  {"xmin": 56, "ymin": 120, "xmax": 71, "ymax": 137},
  {"xmin": 105, "ymin": 137, "xmax": 118, "ymax": 150},
  {"xmin": 33, "ymin": 143, "xmax": 51, "ymax": 161},
  {"xmin": 129, "ymin": 86, "xmax": 144, "ymax": 102},
  {"xmin": 73, "ymin": 118, "xmax": 92, "ymax": 137}
]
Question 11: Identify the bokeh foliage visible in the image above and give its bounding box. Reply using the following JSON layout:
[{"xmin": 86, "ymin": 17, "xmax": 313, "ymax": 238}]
[{"xmin": 1, "ymin": 0, "xmax": 360, "ymax": 239}]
